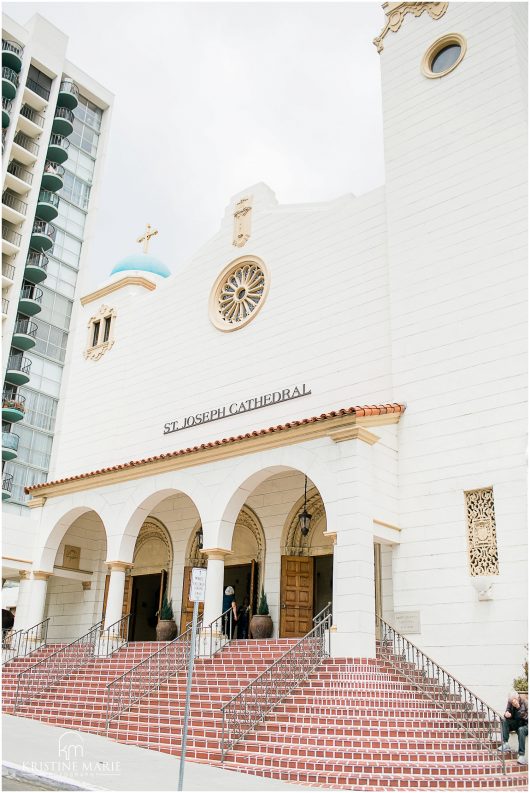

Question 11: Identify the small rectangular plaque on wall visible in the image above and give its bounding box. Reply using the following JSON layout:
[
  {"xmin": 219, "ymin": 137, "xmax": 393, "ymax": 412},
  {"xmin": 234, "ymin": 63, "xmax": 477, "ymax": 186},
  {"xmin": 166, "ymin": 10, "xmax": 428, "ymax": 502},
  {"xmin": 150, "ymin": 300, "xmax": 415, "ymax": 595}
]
[
  {"xmin": 393, "ymin": 611, "xmax": 421, "ymax": 635},
  {"xmin": 63, "ymin": 545, "xmax": 81, "ymax": 570}
]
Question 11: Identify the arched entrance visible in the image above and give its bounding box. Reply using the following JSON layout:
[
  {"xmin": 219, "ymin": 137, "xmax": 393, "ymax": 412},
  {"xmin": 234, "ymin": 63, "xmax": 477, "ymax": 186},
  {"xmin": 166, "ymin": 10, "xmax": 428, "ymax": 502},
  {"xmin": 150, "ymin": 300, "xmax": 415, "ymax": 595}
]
[
  {"xmin": 280, "ymin": 487, "xmax": 333, "ymax": 637},
  {"xmin": 103, "ymin": 517, "xmax": 172, "ymax": 641},
  {"xmin": 179, "ymin": 506, "xmax": 265, "ymax": 634}
]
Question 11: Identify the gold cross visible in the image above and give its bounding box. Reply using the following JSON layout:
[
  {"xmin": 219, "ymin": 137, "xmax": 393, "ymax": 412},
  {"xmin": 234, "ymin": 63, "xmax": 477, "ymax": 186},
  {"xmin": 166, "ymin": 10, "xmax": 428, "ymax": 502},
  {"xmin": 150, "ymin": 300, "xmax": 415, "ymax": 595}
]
[{"xmin": 136, "ymin": 223, "xmax": 158, "ymax": 254}]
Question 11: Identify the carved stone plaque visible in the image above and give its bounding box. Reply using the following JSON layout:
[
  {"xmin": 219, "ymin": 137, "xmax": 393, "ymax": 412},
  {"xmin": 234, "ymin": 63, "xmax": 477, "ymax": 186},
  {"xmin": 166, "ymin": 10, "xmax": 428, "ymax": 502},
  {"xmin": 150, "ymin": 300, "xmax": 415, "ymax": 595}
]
[
  {"xmin": 63, "ymin": 545, "xmax": 81, "ymax": 570},
  {"xmin": 393, "ymin": 611, "xmax": 421, "ymax": 635}
]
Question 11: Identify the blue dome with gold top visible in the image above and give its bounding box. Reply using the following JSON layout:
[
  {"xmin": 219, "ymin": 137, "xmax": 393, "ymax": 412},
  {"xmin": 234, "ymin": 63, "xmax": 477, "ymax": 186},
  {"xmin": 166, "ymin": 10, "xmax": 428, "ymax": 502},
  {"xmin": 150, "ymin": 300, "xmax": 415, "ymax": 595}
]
[{"xmin": 110, "ymin": 253, "xmax": 171, "ymax": 278}]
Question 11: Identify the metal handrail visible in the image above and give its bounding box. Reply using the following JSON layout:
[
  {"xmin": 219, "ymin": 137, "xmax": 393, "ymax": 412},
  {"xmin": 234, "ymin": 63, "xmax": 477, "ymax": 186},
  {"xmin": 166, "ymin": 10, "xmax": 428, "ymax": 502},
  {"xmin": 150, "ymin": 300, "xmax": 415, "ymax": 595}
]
[
  {"xmin": 32, "ymin": 220, "xmax": 57, "ymax": 242},
  {"xmin": 48, "ymin": 134, "xmax": 70, "ymax": 150},
  {"xmin": 2, "ymin": 618, "xmax": 49, "ymax": 666},
  {"xmin": 54, "ymin": 106, "xmax": 74, "ymax": 124},
  {"xmin": 2, "ymin": 66, "xmax": 19, "ymax": 87},
  {"xmin": 2, "ymin": 472, "xmax": 13, "ymax": 494},
  {"xmin": 26, "ymin": 250, "xmax": 49, "ymax": 271},
  {"xmin": 2, "ymin": 191, "xmax": 27, "ymax": 215},
  {"xmin": 7, "ymin": 355, "xmax": 31, "ymax": 374},
  {"xmin": 2, "ymin": 393, "xmax": 26, "ymax": 410},
  {"xmin": 3, "ymin": 97, "xmax": 12, "ymax": 112},
  {"xmin": 220, "ymin": 603, "xmax": 332, "ymax": 760},
  {"xmin": 43, "ymin": 161, "xmax": 65, "ymax": 178},
  {"xmin": 37, "ymin": 190, "xmax": 59, "ymax": 208},
  {"xmin": 96, "ymin": 613, "xmax": 130, "ymax": 657},
  {"xmin": 2, "ymin": 429, "xmax": 20, "ymax": 451},
  {"xmin": 59, "ymin": 79, "xmax": 79, "ymax": 101},
  {"xmin": 313, "ymin": 600, "xmax": 332, "ymax": 624},
  {"xmin": 2, "ymin": 262, "xmax": 15, "ymax": 281},
  {"xmin": 204, "ymin": 607, "xmax": 238, "ymax": 659},
  {"xmin": 20, "ymin": 104, "xmax": 45, "ymax": 127},
  {"xmin": 105, "ymin": 617, "xmax": 203, "ymax": 730},
  {"xmin": 14, "ymin": 318, "xmax": 38, "ymax": 338},
  {"xmin": 14, "ymin": 616, "xmax": 126, "ymax": 710},
  {"xmin": 2, "ymin": 224, "xmax": 22, "ymax": 246},
  {"xmin": 7, "ymin": 161, "xmax": 33, "ymax": 185},
  {"xmin": 26, "ymin": 78, "xmax": 50, "ymax": 101},
  {"xmin": 2, "ymin": 39, "xmax": 24, "ymax": 58},
  {"xmin": 13, "ymin": 132, "xmax": 39, "ymax": 156},
  {"xmin": 376, "ymin": 615, "xmax": 506, "ymax": 775},
  {"xmin": 20, "ymin": 284, "xmax": 43, "ymax": 304}
]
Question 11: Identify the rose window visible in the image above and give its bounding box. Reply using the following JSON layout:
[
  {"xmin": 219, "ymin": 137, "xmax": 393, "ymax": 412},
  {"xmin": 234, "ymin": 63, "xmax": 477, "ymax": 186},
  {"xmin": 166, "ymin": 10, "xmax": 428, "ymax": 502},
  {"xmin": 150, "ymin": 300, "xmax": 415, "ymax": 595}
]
[{"xmin": 209, "ymin": 256, "xmax": 269, "ymax": 331}]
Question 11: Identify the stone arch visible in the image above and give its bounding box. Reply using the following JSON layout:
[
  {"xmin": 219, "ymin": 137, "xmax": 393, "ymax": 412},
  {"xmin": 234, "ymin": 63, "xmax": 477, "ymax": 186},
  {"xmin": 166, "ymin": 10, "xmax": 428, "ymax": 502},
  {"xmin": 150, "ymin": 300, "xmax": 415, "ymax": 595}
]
[
  {"xmin": 36, "ymin": 505, "xmax": 108, "ymax": 572},
  {"xmin": 282, "ymin": 488, "xmax": 330, "ymax": 556},
  {"xmin": 185, "ymin": 505, "xmax": 265, "ymax": 569},
  {"xmin": 133, "ymin": 516, "xmax": 173, "ymax": 578}
]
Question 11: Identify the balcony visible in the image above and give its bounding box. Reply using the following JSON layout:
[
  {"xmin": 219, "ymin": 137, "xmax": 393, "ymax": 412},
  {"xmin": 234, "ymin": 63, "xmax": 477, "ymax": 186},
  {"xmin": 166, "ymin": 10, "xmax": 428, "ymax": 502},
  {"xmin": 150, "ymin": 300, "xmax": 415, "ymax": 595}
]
[
  {"xmin": 2, "ymin": 426, "xmax": 20, "ymax": 461},
  {"xmin": 2, "ymin": 67, "xmax": 19, "ymax": 101},
  {"xmin": 41, "ymin": 161, "xmax": 64, "ymax": 192},
  {"xmin": 12, "ymin": 317, "xmax": 38, "ymax": 351},
  {"xmin": 52, "ymin": 105, "xmax": 74, "ymax": 137},
  {"xmin": 5, "ymin": 160, "xmax": 33, "ymax": 194},
  {"xmin": 2, "ymin": 298, "xmax": 8, "ymax": 318},
  {"xmin": 18, "ymin": 284, "xmax": 43, "ymax": 316},
  {"xmin": 2, "ymin": 261, "xmax": 15, "ymax": 287},
  {"xmin": 2, "ymin": 190, "xmax": 27, "ymax": 225},
  {"xmin": 2, "ymin": 472, "xmax": 13, "ymax": 501},
  {"xmin": 57, "ymin": 78, "xmax": 79, "ymax": 110},
  {"xmin": 2, "ymin": 96, "xmax": 12, "ymax": 128},
  {"xmin": 35, "ymin": 190, "xmax": 59, "ymax": 223},
  {"xmin": 24, "ymin": 250, "xmax": 49, "ymax": 283},
  {"xmin": 2, "ymin": 222, "xmax": 22, "ymax": 255},
  {"xmin": 47, "ymin": 133, "xmax": 70, "ymax": 164},
  {"xmin": 5, "ymin": 354, "xmax": 31, "ymax": 386},
  {"xmin": 2, "ymin": 39, "xmax": 24, "ymax": 73},
  {"xmin": 12, "ymin": 131, "xmax": 39, "ymax": 165},
  {"xmin": 31, "ymin": 219, "xmax": 56, "ymax": 252},
  {"xmin": 24, "ymin": 78, "xmax": 50, "ymax": 111},
  {"xmin": 2, "ymin": 392, "xmax": 26, "ymax": 423},
  {"xmin": 18, "ymin": 103, "xmax": 45, "ymax": 137}
]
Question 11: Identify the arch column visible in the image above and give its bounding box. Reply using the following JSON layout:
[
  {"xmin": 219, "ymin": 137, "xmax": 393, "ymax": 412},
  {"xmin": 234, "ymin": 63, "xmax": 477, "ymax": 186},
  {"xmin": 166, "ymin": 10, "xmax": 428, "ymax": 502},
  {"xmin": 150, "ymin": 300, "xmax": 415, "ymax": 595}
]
[
  {"xmin": 25, "ymin": 571, "xmax": 52, "ymax": 631},
  {"xmin": 328, "ymin": 427, "xmax": 379, "ymax": 658},
  {"xmin": 13, "ymin": 571, "xmax": 32, "ymax": 631},
  {"xmin": 104, "ymin": 560, "xmax": 132, "ymax": 629},
  {"xmin": 200, "ymin": 548, "xmax": 233, "ymax": 627}
]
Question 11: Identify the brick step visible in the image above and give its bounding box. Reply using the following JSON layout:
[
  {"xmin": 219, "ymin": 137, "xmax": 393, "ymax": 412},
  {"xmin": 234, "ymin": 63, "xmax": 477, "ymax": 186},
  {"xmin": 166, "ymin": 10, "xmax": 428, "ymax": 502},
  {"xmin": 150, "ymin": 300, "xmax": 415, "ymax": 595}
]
[
  {"xmin": 215, "ymin": 760, "xmax": 528, "ymax": 789},
  {"xmin": 257, "ymin": 721, "xmax": 496, "ymax": 740},
  {"xmin": 249, "ymin": 730, "xmax": 497, "ymax": 751}
]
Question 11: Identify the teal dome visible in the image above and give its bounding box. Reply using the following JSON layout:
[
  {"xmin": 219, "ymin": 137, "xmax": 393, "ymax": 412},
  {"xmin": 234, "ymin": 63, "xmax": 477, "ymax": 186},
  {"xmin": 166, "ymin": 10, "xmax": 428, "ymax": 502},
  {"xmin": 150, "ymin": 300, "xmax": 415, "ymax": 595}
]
[{"xmin": 110, "ymin": 253, "xmax": 171, "ymax": 278}]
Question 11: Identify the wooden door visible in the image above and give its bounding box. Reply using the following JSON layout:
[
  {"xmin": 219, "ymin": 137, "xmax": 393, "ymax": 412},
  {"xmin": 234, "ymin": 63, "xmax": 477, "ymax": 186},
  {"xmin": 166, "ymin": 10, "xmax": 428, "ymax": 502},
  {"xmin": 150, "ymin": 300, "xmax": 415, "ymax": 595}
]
[
  {"xmin": 179, "ymin": 566, "xmax": 204, "ymax": 634},
  {"xmin": 280, "ymin": 556, "xmax": 314, "ymax": 637}
]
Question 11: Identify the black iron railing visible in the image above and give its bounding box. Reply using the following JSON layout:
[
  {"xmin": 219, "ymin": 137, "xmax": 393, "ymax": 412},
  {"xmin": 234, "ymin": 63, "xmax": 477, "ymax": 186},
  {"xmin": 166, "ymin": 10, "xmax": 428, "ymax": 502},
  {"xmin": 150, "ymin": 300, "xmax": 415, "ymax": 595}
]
[
  {"xmin": 2, "ymin": 39, "xmax": 24, "ymax": 59},
  {"xmin": 20, "ymin": 104, "xmax": 45, "ymax": 127},
  {"xmin": 220, "ymin": 603, "xmax": 332, "ymax": 760},
  {"xmin": 106, "ymin": 617, "xmax": 202, "ymax": 730},
  {"xmin": 2, "ymin": 392, "xmax": 26, "ymax": 411},
  {"xmin": 26, "ymin": 78, "xmax": 50, "ymax": 101},
  {"xmin": 15, "ymin": 615, "xmax": 130, "ymax": 710},
  {"xmin": 13, "ymin": 318, "xmax": 38, "ymax": 339},
  {"xmin": 2, "ymin": 96, "xmax": 12, "ymax": 113},
  {"xmin": 2, "ymin": 619, "xmax": 48, "ymax": 665},
  {"xmin": 20, "ymin": 284, "xmax": 43, "ymax": 304},
  {"xmin": 7, "ymin": 355, "xmax": 32, "ymax": 375},
  {"xmin": 13, "ymin": 131, "xmax": 39, "ymax": 156},
  {"xmin": 2, "ymin": 66, "xmax": 19, "ymax": 88},
  {"xmin": 7, "ymin": 161, "xmax": 33, "ymax": 185},
  {"xmin": 32, "ymin": 220, "xmax": 56, "ymax": 242},
  {"xmin": 2, "ymin": 191, "xmax": 27, "ymax": 215},
  {"xmin": 2, "ymin": 472, "xmax": 13, "ymax": 494},
  {"xmin": 26, "ymin": 250, "xmax": 49, "ymax": 272},
  {"xmin": 376, "ymin": 615, "xmax": 506, "ymax": 775},
  {"xmin": 37, "ymin": 190, "xmax": 59, "ymax": 209},
  {"xmin": 48, "ymin": 134, "xmax": 70, "ymax": 151},
  {"xmin": 59, "ymin": 79, "xmax": 79, "ymax": 102},
  {"xmin": 54, "ymin": 106, "xmax": 74, "ymax": 124}
]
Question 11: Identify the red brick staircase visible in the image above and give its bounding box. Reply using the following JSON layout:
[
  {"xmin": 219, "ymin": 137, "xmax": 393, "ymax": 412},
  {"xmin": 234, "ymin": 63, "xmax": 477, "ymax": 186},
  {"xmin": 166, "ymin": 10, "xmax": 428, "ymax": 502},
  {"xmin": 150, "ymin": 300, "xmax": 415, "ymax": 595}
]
[{"xmin": 2, "ymin": 639, "xmax": 527, "ymax": 789}]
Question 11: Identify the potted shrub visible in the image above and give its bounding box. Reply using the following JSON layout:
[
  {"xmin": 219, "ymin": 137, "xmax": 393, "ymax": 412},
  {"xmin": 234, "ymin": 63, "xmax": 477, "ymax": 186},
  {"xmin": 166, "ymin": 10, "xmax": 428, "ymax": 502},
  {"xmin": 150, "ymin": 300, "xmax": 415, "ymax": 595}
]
[
  {"xmin": 513, "ymin": 645, "xmax": 528, "ymax": 701},
  {"xmin": 156, "ymin": 594, "xmax": 178, "ymax": 641},
  {"xmin": 249, "ymin": 588, "xmax": 273, "ymax": 639}
]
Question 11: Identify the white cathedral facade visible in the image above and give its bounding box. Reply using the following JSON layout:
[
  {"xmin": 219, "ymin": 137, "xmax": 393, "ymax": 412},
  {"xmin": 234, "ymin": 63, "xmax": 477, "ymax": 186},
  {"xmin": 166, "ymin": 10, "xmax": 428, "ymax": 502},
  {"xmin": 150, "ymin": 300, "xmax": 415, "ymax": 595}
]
[{"xmin": 3, "ymin": 2, "xmax": 527, "ymax": 712}]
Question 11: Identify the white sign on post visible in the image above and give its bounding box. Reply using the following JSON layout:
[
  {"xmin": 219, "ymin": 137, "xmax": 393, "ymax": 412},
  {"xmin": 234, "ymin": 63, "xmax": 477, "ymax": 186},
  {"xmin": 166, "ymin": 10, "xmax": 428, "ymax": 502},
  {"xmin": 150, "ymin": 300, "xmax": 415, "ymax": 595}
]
[{"xmin": 189, "ymin": 567, "xmax": 207, "ymax": 602}]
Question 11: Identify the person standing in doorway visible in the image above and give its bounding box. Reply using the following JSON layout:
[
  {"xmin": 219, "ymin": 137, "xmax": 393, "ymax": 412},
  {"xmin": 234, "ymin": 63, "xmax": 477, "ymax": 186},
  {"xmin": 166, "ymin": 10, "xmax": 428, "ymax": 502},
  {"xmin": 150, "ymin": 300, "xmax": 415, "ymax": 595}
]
[
  {"xmin": 238, "ymin": 596, "xmax": 250, "ymax": 640},
  {"xmin": 222, "ymin": 586, "xmax": 238, "ymax": 638}
]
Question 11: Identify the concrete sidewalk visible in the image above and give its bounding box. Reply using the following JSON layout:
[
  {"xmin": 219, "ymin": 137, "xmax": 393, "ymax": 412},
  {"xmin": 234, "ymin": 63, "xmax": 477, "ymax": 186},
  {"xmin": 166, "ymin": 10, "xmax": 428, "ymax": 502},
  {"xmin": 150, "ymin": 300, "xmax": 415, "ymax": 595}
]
[{"xmin": 2, "ymin": 715, "xmax": 315, "ymax": 792}]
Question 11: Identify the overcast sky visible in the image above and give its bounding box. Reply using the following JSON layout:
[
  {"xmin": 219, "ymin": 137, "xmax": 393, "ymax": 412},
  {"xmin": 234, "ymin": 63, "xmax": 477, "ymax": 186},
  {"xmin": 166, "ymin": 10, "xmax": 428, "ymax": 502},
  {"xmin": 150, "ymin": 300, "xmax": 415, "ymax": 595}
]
[{"xmin": 5, "ymin": 1, "xmax": 386, "ymax": 288}]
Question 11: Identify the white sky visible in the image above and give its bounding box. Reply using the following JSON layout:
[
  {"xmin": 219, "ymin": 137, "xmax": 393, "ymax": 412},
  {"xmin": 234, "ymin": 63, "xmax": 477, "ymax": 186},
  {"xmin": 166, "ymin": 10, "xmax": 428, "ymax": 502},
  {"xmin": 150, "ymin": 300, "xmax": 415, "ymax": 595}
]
[{"xmin": 5, "ymin": 1, "xmax": 386, "ymax": 289}]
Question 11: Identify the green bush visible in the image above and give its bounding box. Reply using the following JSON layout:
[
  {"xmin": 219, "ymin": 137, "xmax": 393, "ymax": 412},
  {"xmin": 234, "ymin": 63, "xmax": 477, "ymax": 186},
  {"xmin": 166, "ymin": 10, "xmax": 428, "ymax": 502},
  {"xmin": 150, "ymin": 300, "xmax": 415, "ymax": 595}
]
[
  {"xmin": 257, "ymin": 588, "xmax": 269, "ymax": 615},
  {"xmin": 160, "ymin": 594, "xmax": 174, "ymax": 621},
  {"xmin": 513, "ymin": 645, "xmax": 528, "ymax": 693}
]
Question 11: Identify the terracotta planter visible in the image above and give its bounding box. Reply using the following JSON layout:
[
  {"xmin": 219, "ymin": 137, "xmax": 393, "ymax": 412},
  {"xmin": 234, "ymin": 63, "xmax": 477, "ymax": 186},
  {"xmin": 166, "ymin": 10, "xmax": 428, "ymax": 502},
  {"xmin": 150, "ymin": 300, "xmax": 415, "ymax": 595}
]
[
  {"xmin": 249, "ymin": 614, "xmax": 273, "ymax": 639},
  {"xmin": 156, "ymin": 619, "xmax": 178, "ymax": 641}
]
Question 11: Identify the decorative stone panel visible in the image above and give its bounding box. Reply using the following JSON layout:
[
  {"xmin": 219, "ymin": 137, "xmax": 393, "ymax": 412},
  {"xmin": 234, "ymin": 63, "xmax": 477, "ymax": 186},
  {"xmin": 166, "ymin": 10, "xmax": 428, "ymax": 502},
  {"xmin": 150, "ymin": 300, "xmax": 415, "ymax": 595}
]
[{"xmin": 465, "ymin": 487, "xmax": 499, "ymax": 576}]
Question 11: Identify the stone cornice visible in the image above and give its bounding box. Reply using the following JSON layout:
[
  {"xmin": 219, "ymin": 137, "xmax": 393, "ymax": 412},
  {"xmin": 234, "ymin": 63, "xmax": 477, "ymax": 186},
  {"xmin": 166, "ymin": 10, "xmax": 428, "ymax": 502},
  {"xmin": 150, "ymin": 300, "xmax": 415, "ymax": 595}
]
[
  {"xmin": 80, "ymin": 276, "xmax": 156, "ymax": 306},
  {"xmin": 26, "ymin": 403, "xmax": 405, "ymax": 503}
]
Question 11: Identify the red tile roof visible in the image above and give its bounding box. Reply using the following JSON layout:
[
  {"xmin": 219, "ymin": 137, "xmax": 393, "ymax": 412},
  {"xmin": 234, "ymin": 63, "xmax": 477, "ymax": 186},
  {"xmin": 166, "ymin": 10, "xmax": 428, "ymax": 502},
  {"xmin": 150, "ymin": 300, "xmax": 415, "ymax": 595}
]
[{"xmin": 25, "ymin": 402, "xmax": 406, "ymax": 494}]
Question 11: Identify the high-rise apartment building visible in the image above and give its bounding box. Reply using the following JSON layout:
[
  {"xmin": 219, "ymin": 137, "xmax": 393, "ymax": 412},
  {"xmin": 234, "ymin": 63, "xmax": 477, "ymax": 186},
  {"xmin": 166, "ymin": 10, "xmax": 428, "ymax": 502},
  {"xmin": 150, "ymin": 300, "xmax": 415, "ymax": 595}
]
[{"xmin": 2, "ymin": 15, "xmax": 112, "ymax": 515}]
